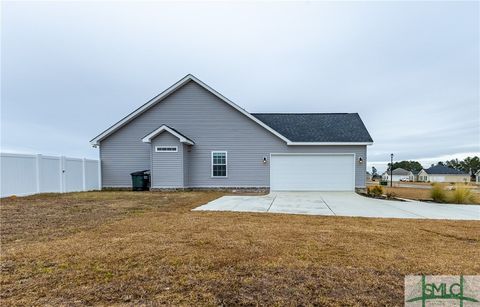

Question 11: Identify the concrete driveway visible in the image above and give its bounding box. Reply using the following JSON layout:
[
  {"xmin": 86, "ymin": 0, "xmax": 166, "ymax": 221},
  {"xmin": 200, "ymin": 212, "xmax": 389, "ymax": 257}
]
[{"xmin": 193, "ymin": 192, "xmax": 480, "ymax": 220}]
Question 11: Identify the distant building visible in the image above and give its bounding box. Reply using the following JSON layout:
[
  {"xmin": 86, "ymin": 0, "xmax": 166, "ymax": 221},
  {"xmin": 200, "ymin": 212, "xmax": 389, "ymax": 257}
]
[
  {"xmin": 418, "ymin": 165, "xmax": 470, "ymax": 183},
  {"xmin": 382, "ymin": 168, "xmax": 412, "ymax": 182},
  {"xmin": 409, "ymin": 169, "xmax": 420, "ymax": 182}
]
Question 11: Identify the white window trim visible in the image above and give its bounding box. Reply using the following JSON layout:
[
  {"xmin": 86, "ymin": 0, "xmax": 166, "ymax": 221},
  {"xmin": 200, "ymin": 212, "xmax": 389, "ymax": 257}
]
[
  {"xmin": 211, "ymin": 151, "xmax": 228, "ymax": 178},
  {"xmin": 155, "ymin": 146, "xmax": 178, "ymax": 153}
]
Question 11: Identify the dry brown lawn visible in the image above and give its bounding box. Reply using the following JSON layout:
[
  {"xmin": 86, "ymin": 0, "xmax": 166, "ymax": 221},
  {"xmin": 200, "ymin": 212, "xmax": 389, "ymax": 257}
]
[
  {"xmin": 384, "ymin": 187, "xmax": 433, "ymax": 201},
  {"xmin": 1, "ymin": 191, "xmax": 479, "ymax": 306}
]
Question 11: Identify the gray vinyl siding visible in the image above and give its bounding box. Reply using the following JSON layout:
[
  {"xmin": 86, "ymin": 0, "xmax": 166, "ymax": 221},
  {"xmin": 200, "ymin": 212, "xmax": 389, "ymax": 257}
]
[
  {"xmin": 99, "ymin": 81, "xmax": 367, "ymax": 188},
  {"xmin": 183, "ymin": 144, "xmax": 189, "ymax": 187},
  {"xmin": 151, "ymin": 134, "xmax": 184, "ymax": 188}
]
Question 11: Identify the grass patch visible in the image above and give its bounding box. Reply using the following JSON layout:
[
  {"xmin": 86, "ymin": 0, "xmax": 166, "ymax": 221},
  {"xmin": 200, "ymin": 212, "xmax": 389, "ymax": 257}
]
[
  {"xmin": 366, "ymin": 185, "xmax": 383, "ymax": 197},
  {"xmin": 450, "ymin": 185, "xmax": 477, "ymax": 204},
  {"xmin": 431, "ymin": 183, "xmax": 447, "ymax": 203},
  {"xmin": 385, "ymin": 187, "xmax": 480, "ymax": 204},
  {"xmin": 384, "ymin": 187, "xmax": 432, "ymax": 200},
  {"xmin": 1, "ymin": 191, "xmax": 479, "ymax": 305}
]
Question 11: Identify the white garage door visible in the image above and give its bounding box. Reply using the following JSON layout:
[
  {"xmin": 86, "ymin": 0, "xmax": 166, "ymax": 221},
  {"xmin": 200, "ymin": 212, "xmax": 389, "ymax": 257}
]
[
  {"xmin": 430, "ymin": 176, "xmax": 445, "ymax": 182},
  {"xmin": 270, "ymin": 154, "xmax": 355, "ymax": 191}
]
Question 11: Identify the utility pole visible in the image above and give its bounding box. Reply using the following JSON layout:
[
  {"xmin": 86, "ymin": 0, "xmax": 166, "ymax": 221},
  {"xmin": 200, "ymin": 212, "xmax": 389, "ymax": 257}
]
[{"xmin": 390, "ymin": 153, "xmax": 394, "ymax": 187}]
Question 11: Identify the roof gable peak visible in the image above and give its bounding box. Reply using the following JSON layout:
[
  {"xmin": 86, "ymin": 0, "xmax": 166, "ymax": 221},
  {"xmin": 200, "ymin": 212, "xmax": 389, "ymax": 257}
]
[
  {"xmin": 90, "ymin": 74, "xmax": 290, "ymax": 146},
  {"xmin": 141, "ymin": 124, "xmax": 195, "ymax": 145}
]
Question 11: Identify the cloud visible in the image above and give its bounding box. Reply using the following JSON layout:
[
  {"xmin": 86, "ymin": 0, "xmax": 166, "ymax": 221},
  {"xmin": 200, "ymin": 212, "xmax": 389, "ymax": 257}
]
[{"xmin": 2, "ymin": 1, "xmax": 479, "ymax": 164}]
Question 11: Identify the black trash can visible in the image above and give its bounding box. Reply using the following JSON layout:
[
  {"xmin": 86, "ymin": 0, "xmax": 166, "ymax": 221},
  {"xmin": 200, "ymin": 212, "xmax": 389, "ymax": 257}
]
[{"xmin": 130, "ymin": 170, "xmax": 150, "ymax": 191}]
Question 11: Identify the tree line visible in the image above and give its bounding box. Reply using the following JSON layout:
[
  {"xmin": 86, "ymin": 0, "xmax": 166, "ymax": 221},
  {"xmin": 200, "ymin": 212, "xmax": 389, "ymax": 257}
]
[{"xmin": 372, "ymin": 156, "xmax": 480, "ymax": 177}]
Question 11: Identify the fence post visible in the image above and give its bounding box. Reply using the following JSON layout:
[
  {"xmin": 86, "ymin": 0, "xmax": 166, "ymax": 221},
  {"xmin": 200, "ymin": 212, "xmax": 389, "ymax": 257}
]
[
  {"xmin": 36, "ymin": 154, "xmax": 42, "ymax": 193},
  {"xmin": 58, "ymin": 156, "xmax": 63, "ymax": 193},
  {"xmin": 97, "ymin": 159, "xmax": 102, "ymax": 190},
  {"xmin": 60, "ymin": 156, "xmax": 66, "ymax": 193},
  {"xmin": 82, "ymin": 158, "xmax": 87, "ymax": 191}
]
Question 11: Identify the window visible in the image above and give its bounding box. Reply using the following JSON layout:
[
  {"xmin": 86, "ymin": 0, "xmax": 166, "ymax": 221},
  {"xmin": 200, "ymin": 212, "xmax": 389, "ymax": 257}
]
[
  {"xmin": 212, "ymin": 151, "xmax": 227, "ymax": 177},
  {"xmin": 155, "ymin": 146, "xmax": 178, "ymax": 152}
]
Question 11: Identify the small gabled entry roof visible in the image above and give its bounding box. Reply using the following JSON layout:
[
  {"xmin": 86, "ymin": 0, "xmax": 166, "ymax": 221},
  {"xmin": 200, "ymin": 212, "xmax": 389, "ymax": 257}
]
[{"xmin": 142, "ymin": 125, "xmax": 195, "ymax": 145}]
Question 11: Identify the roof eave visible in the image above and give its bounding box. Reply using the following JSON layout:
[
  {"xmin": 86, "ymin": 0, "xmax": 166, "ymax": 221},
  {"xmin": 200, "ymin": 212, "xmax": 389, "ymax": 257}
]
[
  {"xmin": 141, "ymin": 125, "xmax": 195, "ymax": 145},
  {"xmin": 90, "ymin": 75, "xmax": 195, "ymax": 146},
  {"xmin": 287, "ymin": 141, "xmax": 373, "ymax": 146},
  {"xmin": 142, "ymin": 138, "xmax": 195, "ymax": 146},
  {"xmin": 90, "ymin": 74, "xmax": 291, "ymax": 146},
  {"xmin": 426, "ymin": 172, "xmax": 468, "ymax": 175}
]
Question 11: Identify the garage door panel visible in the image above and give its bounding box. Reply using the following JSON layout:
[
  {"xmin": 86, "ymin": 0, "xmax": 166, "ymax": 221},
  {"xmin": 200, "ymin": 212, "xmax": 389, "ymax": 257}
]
[{"xmin": 270, "ymin": 154, "xmax": 354, "ymax": 191}]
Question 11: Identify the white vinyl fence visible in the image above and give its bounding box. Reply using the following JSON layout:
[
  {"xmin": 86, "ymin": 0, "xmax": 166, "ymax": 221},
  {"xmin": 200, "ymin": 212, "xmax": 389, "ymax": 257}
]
[{"xmin": 0, "ymin": 153, "xmax": 101, "ymax": 198}]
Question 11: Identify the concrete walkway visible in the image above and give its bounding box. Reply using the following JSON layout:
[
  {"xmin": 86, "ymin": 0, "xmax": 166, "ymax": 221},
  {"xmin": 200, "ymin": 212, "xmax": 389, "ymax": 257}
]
[{"xmin": 192, "ymin": 192, "xmax": 480, "ymax": 220}]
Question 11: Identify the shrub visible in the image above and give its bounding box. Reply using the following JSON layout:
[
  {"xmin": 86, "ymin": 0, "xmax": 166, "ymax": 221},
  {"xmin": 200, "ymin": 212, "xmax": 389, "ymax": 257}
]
[
  {"xmin": 386, "ymin": 192, "xmax": 397, "ymax": 199},
  {"xmin": 367, "ymin": 185, "xmax": 383, "ymax": 198},
  {"xmin": 430, "ymin": 184, "xmax": 446, "ymax": 203},
  {"xmin": 449, "ymin": 185, "xmax": 476, "ymax": 204}
]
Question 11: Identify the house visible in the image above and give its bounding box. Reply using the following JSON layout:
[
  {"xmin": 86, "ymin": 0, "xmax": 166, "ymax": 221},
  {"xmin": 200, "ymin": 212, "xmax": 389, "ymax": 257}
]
[
  {"xmin": 90, "ymin": 75, "xmax": 373, "ymax": 191},
  {"xmin": 409, "ymin": 169, "xmax": 420, "ymax": 182},
  {"xmin": 381, "ymin": 171, "xmax": 388, "ymax": 181},
  {"xmin": 417, "ymin": 165, "xmax": 470, "ymax": 183},
  {"xmin": 372, "ymin": 173, "xmax": 382, "ymax": 181},
  {"xmin": 382, "ymin": 168, "xmax": 412, "ymax": 182},
  {"xmin": 475, "ymin": 169, "xmax": 480, "ymax": 183}
]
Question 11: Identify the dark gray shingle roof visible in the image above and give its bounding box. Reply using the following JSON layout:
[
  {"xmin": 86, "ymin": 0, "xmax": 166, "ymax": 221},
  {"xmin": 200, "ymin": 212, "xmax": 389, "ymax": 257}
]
[
  {"xmin": 251, "ymin": 113, "xmax": 373, "ymax": 143},
  {"xmin": 424, "ymin": 165, "xmax": 467, "ymax": 175},
  {"xmin": 392, "ymin": 168, "xmax": 412, "ymax": 175}
]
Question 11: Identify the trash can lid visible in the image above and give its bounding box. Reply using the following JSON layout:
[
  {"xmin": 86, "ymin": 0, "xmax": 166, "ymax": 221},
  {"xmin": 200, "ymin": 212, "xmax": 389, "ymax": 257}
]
[{"xmin": 130, "ymin": 170, "xmax": 150, "ymax": 176}]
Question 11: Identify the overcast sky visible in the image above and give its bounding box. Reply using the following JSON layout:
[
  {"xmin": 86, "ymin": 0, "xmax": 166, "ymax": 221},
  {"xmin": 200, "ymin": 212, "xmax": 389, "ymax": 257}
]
[{"xmin": 2, "ymin": 1, "xmax": 479, "ymax": 172}]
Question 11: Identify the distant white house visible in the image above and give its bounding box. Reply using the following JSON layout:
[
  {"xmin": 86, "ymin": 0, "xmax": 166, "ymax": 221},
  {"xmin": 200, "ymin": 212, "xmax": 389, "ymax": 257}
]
[
  {"xmin": 417, "ymin": 165, "xmax": 470, "ymax": 183},
  {"xmin": 382, "ymin": 168, "xmax": 412, "ymax": 182},
  {"xmin": 409, "ymin": 170, "xmax": 420, "ymax": 182},
  {"xmin": 476, "ymin": 169, "xmax": 480, "ymax": 183}
]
